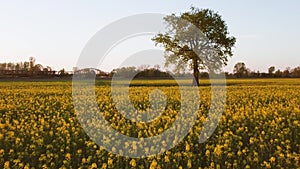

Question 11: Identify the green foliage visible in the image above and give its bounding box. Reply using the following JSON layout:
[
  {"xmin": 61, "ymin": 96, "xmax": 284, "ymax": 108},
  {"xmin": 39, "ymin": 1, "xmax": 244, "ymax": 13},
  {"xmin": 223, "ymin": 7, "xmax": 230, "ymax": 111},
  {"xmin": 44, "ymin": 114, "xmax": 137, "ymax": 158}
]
[{"xmin": 152, "ymin": 7, "xmax": 236, "ymax": 85}]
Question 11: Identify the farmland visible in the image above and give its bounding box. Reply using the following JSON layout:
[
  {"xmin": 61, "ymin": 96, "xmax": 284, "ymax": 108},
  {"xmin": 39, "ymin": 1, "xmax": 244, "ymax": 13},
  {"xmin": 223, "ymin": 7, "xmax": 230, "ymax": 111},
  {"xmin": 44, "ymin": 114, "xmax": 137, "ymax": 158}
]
[{"xmin": 0, "ymin": 79, "xmax": 299, "ymax": 168}]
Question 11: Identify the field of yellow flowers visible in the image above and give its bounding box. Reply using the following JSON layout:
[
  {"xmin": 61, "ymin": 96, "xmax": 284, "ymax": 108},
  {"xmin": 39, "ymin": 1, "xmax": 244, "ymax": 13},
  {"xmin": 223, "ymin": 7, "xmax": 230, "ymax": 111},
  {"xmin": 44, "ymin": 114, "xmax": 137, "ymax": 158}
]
[{"xmin": 0, "ymin": 79, "xmax": 299, "ymax": 168}]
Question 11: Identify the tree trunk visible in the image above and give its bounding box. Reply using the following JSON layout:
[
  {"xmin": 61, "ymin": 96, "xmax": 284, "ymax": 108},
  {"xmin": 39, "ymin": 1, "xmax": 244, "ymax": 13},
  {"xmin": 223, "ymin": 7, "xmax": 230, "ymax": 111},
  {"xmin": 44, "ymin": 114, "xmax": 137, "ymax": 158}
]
[{"xmin": 192, "ymin": 58, "xmax": 200, "ymax": 86}]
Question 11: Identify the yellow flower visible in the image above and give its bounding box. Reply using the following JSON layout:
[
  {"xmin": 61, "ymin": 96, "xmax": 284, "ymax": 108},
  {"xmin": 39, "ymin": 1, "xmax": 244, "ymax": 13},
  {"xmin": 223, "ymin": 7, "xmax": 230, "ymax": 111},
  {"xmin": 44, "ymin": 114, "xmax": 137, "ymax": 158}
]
[
  {"xmin": 205, "ymin": 150, "xmax": 210, "ymax": 157},
  {"xmin": 4, "ymin": 161, "xmax": 9, "ymax": 169},
  {"xmin": 130, "ymin": 159, "xmax": 136, "ymax": 167},
  {"xmin": 279, "ymin": 153, "xmax": 285, "ymax": 159},
  {"xmin": 269, "ymin": 157, "xmax": 276, "ymax": 163},
  {"xmin": 90, "ymin": 163, "xmax": 97, "ymax": 169},
  {"xmin": 0, "ymin": 149, "xmax": 4, "ymax": 155},
  {"xmin": 237, "ymin": 150, "xmax": 242, "ymax": 156},
  {"xmin": 18, "ymin": 162, "xmax": 24, "ymax": 168},
  {"xmin": 108, "ymin": 158, "xmax": 113, "ymax": 166},
  {"xmin": 249, "ymin": 137, "xmax": 254, "ymax": 144},
  {"xmin": 276, "ymin": 146, "xmax": 282, "ymax": 151},
  {"xmin": 150, "ymin": 159, "xmax": 157, "ymax": 169},
  {"xmin": 102, "ymin": 163, "xmax": 107, "ymax": 169},
  {"xmin": 265, "ymin": 162, "xmax": 271, "ymax": 169},
  {"xmin": 65, "ymin": 153, "xmax": 71, "ymax": 160},
  {"xmin": 0, "ymin": 123, "xmax": 4, "ymax": 129},
  {"xmin": 213, "ymin": 145, "xmax": 223, "ymax": 156},
  {"xmin": 185, "ymin": 143, "xmax": 190, "ymax": 151},
  {"xmin": 164, "ymin": 155, "xmax": 170, "ymax": 163},
  {"xmin": 187, "ymin": 159, "xmax": 192, "ymax": 168}
]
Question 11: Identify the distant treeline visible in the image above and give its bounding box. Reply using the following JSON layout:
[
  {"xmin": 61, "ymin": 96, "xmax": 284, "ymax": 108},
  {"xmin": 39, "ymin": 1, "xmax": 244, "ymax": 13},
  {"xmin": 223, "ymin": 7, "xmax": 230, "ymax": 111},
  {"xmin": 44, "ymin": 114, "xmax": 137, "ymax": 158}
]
[
  {"xmin": 0, "ymin": 57, "xmax": 70, "ymax": 78},
  {"xmin": 110, "ymin": 64, "xmax": 300, "ymax": 79},
  {"xmin": 228, "ymin": 62, "xmax": 300, "ymax": 78},
  {"xmin": 0, "ymin": 58, "xmax": 299, "ymax": 79}
]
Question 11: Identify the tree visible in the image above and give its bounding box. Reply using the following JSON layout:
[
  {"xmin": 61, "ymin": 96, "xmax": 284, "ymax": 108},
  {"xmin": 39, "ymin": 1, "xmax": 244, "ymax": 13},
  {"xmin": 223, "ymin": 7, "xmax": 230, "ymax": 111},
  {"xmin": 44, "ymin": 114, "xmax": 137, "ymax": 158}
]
[
  {"xmin": 274, "ymin": 69, "xmax": 282, "ymax": 78},
  {"xmin": 291, "ymin": 66, "xmax": 300, "ymax": 78},
  {"xmin": 268, "ymin": 66, "xmax": 275, "ymax": 76},
  {"xmin": 15, "ymin": 63, "xmax": 21, "ymax": 70},
  {"xmin": 111, "ymin": 66, "xmax": 137, "ymax": 78},
  {"xmin": 233, "ymin": 62, "xmax": 248, "ymax": 78},
  {"xmin": 29, "ymin": 57, "xmax": 36, "ymax": 75},
  {"xmin": 152, "ymin": 7, "xmax": 236, "ymax": 86},
  {"xmin": 7, "ymin": 62, "xmax": 14, "ymax": 70},
  {"xmin": 282, "ymin": 67, "xmax": 291, "ymax": 78},
  {"xmin": 0, "ymin": 63, "xmax": 6, "ymax": 70},
  {"xmin": 34, "ymin": 64, "xmax": 43, "ymax": 72},
  {"xmin": 59, "ymin": 69, "xmax": 68, "ymax": 76},
  {"xmin": 23, "ymin": 62, "xmax": 30, "ymax": 71}
]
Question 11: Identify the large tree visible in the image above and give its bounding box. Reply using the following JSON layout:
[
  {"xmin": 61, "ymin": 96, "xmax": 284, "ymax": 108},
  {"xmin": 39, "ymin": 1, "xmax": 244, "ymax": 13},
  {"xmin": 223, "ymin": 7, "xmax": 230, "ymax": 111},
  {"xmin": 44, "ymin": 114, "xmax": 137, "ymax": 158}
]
[{"xmin": 152, "ymin": 7, "xmax": 236, "ymax": 86}]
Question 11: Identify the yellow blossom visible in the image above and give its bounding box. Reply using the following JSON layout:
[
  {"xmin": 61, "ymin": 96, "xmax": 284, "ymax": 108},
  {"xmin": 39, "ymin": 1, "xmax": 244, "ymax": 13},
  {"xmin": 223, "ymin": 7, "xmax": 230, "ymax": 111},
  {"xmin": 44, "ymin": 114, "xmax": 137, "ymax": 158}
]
[
  {"xmin": 270, "ymin": 157, "xmax": 276, "ymax": 163},
  {"xmin": 129, "ymin": 159, "xmax": 136, "ymax": 167},
  {"xmin": 4, "ymin": 161, "xmax": 10, "ymax": 169},
  {"xmin": 205, "ymin": 150, "xmax": 210, "ymax": 157},
  {"xmin": 187, "ymin": 159, "xmax": 192, "ymax": 168},
  {"xmin": 185, "ymin": 143, "xmax": 190, "ymax": 151}
]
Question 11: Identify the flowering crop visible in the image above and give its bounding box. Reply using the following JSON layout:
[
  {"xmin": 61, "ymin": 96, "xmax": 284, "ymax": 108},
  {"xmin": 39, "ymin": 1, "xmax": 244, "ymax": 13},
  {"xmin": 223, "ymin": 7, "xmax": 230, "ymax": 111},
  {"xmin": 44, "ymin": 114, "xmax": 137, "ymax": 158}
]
[{"xmin": 0, "ymin": 79, "xmax": 299, "ymax": 168}]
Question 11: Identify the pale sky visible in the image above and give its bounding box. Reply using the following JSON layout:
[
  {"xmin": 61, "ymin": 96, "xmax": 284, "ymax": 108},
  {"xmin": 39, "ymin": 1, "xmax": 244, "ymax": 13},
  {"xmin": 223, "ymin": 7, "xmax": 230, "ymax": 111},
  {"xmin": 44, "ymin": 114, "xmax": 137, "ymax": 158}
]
[{"xmin": 0, "ymin": 0, "xmax": 299, "ymax": 73}]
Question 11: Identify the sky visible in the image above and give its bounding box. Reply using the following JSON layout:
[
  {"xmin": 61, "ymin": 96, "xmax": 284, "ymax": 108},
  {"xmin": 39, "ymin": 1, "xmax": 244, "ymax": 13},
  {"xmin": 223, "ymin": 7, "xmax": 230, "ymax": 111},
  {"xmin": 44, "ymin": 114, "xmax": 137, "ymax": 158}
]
[{"xmin": 0, "ymin": 0, "xmax": 299, "ymax": 73}]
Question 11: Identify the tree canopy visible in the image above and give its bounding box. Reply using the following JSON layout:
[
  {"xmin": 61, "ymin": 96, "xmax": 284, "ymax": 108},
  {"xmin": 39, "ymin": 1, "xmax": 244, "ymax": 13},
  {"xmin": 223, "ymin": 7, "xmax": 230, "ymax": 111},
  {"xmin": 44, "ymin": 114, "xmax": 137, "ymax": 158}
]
[
  {"xmin": 152, "ymin": 7, "xmax": 236, "ymax": 85},
  {"xmin": 233, "ymin": 62, "xmax": 248, "ymax": 78}
]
